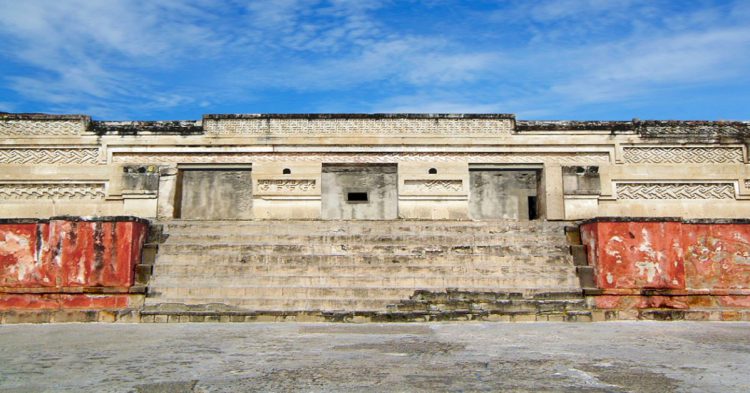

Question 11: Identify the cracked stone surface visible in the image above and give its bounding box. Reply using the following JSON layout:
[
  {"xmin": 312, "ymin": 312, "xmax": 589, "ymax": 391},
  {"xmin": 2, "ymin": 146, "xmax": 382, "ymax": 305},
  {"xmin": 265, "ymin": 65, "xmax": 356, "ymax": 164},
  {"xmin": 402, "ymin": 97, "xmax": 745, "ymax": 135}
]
[{"xmin": 0, "ymin": 322, "xmax": 748, "ymax": 392}]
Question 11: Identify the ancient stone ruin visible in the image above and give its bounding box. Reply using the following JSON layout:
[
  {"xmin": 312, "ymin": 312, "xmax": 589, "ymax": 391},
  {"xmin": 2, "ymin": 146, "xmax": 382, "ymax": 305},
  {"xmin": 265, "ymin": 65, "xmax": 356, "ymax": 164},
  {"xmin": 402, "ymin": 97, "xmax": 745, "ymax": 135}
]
[{"xmin": 1, "ymin": 113, "xmax": 749, "ymax": 322}]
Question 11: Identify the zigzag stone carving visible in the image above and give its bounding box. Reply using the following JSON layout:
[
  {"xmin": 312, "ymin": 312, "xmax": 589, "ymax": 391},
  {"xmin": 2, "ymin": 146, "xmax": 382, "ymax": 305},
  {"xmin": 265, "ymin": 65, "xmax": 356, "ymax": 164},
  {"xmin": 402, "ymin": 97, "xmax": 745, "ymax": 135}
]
[
  {"xmin": 257, "ymin": 179, "xmax": 316, "ymax": 192},
  {"xmin": 205, "ymin": 118, "xmax": 513, "ymax": 136},
  {"xmin": 0, "ymin": 120, "xmax": 84, "ymax": 136},
  {"xmin": 404, "ymin": 180, "xmax": 463, "ymax": 192},
  {"xmin": 616, "ymin": 183, "xmax": 735, "ymax": 200},
  {"xmin": 623, "ymin": 147, "xmax": 743, "ymax": 164},
  {"xmin": 113, "ymin": 152, "xmax": 610, "ymax": 164},
  {"xmin": 0, "ymin": 148, "xmax": 99, "ymax": 164},
  {"xmin": 0, "ymin": 183, "xmax": 106, "ymax": 200}
]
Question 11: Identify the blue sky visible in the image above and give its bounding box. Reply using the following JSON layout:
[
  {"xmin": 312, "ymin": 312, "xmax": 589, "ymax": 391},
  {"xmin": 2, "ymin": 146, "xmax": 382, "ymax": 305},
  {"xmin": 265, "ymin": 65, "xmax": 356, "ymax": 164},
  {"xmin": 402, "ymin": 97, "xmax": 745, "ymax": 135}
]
[{"xmin": 0, "ymin": 0, "xmax": 748, "ymax": 120}]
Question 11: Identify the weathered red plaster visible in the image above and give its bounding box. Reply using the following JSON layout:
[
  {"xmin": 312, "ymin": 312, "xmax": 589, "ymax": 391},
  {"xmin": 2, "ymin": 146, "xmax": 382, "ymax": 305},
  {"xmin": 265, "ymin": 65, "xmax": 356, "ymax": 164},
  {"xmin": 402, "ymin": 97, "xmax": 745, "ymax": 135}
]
[
  {"xmin": 581, "ymin": 220, "xmax": 684, "ymax": 290},
  {"xmin": 0, "ymin": 293, "xmax": 131, "ymax": 310},
  {"xmin": 0, "ymin": 217, "xmax": 147, "ymax": 311},
  {"xmin": 717, "ymin": 295, "xmax": 750, "ymax": 308},
  {"xmin": 595, "ymin": 295, "xmax": 689, "ymax": 310},
  {"xmin": 683, "ymin": 224, "xmax": 750, "ymax": 290},
  {"xmin": 582, "ymin": 219, "xmax": 750, "ymax": 311},
  {"xmin": 0, "ymin": 223, "xmax": 56, "ymax": 288}
]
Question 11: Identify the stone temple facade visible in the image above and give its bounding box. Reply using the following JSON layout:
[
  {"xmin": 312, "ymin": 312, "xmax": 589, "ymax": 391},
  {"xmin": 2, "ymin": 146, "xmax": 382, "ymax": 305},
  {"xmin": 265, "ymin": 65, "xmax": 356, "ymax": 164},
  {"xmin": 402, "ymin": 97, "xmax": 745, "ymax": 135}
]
[
  {"xmin": 1, "ymin": 113, "xmax": 749, "ymax": 221},
  {"xmin": 1, "ymin": 112, "xmax": 750, "ymax": 323}
]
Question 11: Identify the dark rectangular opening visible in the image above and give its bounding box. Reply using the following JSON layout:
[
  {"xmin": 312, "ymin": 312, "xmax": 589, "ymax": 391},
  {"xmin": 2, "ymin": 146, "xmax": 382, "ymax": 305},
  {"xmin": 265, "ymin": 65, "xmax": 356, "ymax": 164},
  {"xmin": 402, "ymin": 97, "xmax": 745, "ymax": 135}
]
[
  {"xmin": 528, "ymin": 196, "xmax": 538, "ymax": 220},
  {"xmin": 347, "ymin": 192, "xmax": 369, "ymax": 202}
]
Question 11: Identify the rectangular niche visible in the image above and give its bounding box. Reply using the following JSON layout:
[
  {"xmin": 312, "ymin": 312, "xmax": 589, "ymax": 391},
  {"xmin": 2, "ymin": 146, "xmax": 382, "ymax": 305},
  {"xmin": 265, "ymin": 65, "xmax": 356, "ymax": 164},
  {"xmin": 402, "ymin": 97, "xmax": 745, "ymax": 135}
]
[{"xmin": 321, "ymin": 164, "xmax": 397, "ymax": 220}]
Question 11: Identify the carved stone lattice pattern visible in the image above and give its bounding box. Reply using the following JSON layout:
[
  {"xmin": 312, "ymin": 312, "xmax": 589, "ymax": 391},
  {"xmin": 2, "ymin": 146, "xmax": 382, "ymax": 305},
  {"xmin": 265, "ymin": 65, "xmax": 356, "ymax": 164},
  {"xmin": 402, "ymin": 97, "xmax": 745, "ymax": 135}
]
[
  {"xmin": 404, "ymin": 179, "xmax": 463, "ymax": 192},
  {"xmin": 205, "ymin": 118, "xmax": 513, "ymax": 136},
  {"xmin": 622, "ymin": 147, "xmax": 743, "ymax": 164},
  {"xmin": 257, "ymin": 179, "xmax": 316, "ymax": 192},
  {"xmin": 616, "ymin": 183, "xmax": 735, "ymax": 200},
  {"xmin": 0, "ymin": 120, "xmax": 84, "ymax": 136},
  {"xmin": 113, "ymin": 152, "xmax": 610, "ymax": 165},
  {"xmin": 0, "ymin": 183, "xmax": 106, "ymax": 200},
  {"xmin": 639, "ymin": 123, "xmax": 750, "ymax": 138},
  {"xmin": 0, "ymin": 148, "xmax": 99, "ymax": 164}
]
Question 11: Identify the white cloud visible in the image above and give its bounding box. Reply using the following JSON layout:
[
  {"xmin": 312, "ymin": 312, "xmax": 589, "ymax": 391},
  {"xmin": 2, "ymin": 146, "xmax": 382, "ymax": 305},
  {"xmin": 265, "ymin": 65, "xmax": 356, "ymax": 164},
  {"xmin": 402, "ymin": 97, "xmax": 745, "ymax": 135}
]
[
  {"xmin": 0, "ymin": 0, "xmax": 221, "ymax": 117},
  {"xmin": 0, "ymin": 0, "xmax": 747, "ymax": 119}
]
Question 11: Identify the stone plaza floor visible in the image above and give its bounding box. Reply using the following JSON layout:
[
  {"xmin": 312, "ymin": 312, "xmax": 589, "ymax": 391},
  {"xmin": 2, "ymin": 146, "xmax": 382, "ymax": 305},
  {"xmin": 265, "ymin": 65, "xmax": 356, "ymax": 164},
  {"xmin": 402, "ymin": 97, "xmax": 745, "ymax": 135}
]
[{"xmin": 0, "ymin": 322, "xmax": 748, "ymax": 392}]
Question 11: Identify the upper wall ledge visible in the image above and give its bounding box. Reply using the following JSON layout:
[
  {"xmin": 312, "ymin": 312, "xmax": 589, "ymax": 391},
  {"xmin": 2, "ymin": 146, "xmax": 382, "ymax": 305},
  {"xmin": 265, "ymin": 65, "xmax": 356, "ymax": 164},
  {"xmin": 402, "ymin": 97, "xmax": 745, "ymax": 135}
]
[
  {"xmin": 203, "ymin": 113, "xmax": 516, "ymax": 120},
  {"xmin": 1, "ymin": 112, "xmax": 748, "ymax": 140}
]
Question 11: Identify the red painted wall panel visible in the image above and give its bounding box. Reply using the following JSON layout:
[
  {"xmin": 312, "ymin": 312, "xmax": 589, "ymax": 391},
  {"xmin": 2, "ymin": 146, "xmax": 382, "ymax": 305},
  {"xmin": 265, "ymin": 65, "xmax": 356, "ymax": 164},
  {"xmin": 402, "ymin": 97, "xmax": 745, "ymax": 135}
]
[
  {"xmin": 581, "ymin": 220, "xmax": 685, "ymax": 290},
  {"xmin": 0, "ymin": 217, "xmax": 147, "ymax": 293},
  {"xmin": 683, "ymin": 224, "xmax": 750, "ymax": 290},
  {"xmin": 0, "ymin": 223, "xmax": 58, "ymax": 288},
  {"xmin": 582, "ymin": 219, "xmax": 750, "ymax": 293},
  {"xmin": 0, "ymin": 293, "xmax": 132, "ymax": 310}
]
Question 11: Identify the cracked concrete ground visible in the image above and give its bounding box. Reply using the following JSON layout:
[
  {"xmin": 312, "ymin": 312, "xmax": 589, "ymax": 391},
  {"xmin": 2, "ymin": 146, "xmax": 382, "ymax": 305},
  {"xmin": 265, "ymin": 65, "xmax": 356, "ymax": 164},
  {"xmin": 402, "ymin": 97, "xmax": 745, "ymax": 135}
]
[{"xmin": 0, "ymin": 322, "xmax": 748, "ymax": 392}]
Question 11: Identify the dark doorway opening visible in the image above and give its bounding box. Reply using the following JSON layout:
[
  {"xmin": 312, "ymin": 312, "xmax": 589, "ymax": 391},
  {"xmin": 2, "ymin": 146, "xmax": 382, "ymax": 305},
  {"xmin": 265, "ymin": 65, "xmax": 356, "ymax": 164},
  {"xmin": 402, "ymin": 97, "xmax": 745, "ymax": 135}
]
[{"xmin": 528, "ymin": 196, "xmax": 538, "ymax": 220}]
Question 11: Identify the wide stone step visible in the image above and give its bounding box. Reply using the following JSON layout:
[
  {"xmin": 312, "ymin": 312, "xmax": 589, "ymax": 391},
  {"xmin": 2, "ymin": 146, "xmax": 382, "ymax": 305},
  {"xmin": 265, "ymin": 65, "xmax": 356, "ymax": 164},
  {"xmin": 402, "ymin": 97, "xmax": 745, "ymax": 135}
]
[
  {"xmin": 162, "ymin": 219, "xmax": 572, "ymax": 226},
  {"xmin": 150, "ymin": 264, "xmax": 577, "ymax": 277},
  {"xmin": 145, "ymin": 286, "xmax": 583, "ymax": 300},
  {"xmin": 143, "ymin": 296, "xmax": 587, "ymax": 314},
  {"xmin": 394, "ymin": 299, "xmax": 588, "ymax": 313},
  {"xmin": 149, "ymin": 264, "xmax": 575, "ymax": 276},
  {"xmin": 156, "ymin": 243, "xmax": 571, "ymax": 256},
  {"xmin": 161, "ymin": 220, "xmax": 573, "ymax": 235},
  {"xmin": 147, "ymin": 273, "xmax": 579, "ymax": 288},
  {"xmin": 144, "ymin": 298, "xmax": 400, "ymax": 311},
  {"xmin": 163, "ymin": 233, "xmax": 568, "ymax": 245},
  {"xmin": 163, "ymin": 226, "xmax": 571, "ymax": 237},
  {"xmin": 152, "ymin": 253, "xmax": 573, "ymax": 266}
]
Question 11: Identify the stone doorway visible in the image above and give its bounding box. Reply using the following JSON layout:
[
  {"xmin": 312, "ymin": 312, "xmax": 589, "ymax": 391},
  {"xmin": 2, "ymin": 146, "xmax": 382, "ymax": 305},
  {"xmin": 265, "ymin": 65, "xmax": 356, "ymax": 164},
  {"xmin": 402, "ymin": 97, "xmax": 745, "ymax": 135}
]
[
  {"xmin": 175, "ymin": 167, "xmax": 253, "ymax": 219},
  {"xmin": 469, "ymin": 167, "xmax": 540, "ymax": 220},
  {"xmin": 321, "ymin": 164, "xmax": 398, "ymax": 220}
]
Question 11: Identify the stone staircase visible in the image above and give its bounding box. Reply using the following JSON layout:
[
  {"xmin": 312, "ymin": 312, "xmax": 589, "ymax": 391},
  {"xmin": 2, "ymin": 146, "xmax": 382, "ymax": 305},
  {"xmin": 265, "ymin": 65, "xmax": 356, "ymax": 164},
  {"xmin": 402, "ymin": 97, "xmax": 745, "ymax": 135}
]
[{"xmin": 142, "ymin": 220, "xmax": 590, "ymax": 322}]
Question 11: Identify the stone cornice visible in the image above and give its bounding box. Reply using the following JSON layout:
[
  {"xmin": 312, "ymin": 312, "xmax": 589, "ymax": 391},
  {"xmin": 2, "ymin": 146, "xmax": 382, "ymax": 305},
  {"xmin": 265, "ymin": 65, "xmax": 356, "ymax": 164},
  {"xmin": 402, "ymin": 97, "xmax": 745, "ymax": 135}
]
[{"xmin": 203, "ymin": 113, "xmax": 516, "ymax": 120}]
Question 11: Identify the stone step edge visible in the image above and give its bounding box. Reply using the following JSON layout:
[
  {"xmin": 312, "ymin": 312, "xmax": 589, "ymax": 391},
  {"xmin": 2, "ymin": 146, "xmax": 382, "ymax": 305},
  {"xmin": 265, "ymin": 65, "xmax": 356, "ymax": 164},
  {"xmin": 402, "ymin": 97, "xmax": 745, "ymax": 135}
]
[
  {"xmin": 160, "ymin": 219, "xmax": 576, "ymax": 225},
  {"xmin": 162, "ymin": 234, "xmax": 568, "ymax": 240},
  {"xmin": 5, "ymin": 308, "xmax": 750, "ymax": 323},
  {"xmin": 144, "ymin": 287, "xmax": 584, "ymax": 293},
  {"xmin": 143, "ymin": 297, "xmax": 587, "ymax": 306},
  {"xmin": 155, "ymin": 257, "xmax": 574, "ymax": 262},
  {"xmin": 155, "ymin": 253, "xmax": 572, "ymax": 259},
  {"xmin": 159, "ymin": 242, "xmax": 569, "ymax": 247},
  {"xmin": 147, "ymin": 289, "xmax": 584, "ymax": 297},
  {"xmin": 139, "ymin": 309, "xmax": 594, "ymax": 323}
]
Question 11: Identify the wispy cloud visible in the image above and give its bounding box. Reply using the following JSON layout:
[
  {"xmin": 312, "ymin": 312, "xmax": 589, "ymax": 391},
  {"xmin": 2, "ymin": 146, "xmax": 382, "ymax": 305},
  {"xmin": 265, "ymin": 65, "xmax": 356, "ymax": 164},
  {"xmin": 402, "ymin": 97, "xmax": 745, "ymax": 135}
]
[
  {"xmin": 0, "ymin": 0, "xmax": 748, "ymax": 119},
  {"xmin": 0, "ymin": 0, "xmax": 222, "ymax": 117}
]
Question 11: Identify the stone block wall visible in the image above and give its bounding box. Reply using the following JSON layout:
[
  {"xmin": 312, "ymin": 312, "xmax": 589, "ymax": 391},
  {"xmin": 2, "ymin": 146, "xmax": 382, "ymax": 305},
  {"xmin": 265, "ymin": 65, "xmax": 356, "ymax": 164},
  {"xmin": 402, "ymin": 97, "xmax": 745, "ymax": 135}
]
[{"xmin": 0, "ymin": 113, "xmax": 749, "ymax": 221}]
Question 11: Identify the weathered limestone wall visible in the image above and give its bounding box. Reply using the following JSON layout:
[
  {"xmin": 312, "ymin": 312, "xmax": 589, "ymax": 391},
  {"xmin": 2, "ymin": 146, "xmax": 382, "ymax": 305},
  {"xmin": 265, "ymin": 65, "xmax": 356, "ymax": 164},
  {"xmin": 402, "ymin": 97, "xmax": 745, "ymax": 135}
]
[
  {"xmin": 398, "ymin": 162, "xmax": 469, "ymax": 219},
  {"xmin": 321, "ymin": 164, "xmax": 398, "ymax": 220},
  {"xmin": 469, "ymin": 169, "xmax": 538, "ymax": 220},
  {"xmin": 179, "ymin": 169, "xmax": 253, "ymax": 219},
  {"xmin": 0, "ymin": 113, "xmax": 748, "ymax": 221},
  {"xmin": 252, "ymin": 162, "xmax": 321, "ymax": 219}
]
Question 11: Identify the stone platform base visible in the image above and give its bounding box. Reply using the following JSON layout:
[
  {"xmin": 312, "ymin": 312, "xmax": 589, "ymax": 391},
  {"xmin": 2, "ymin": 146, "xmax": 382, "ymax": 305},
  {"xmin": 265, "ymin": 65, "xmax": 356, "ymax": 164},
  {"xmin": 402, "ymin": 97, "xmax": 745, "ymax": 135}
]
[
  {"xmin": 591, "ymin": 309, "xmax": 750, "ymax": 321},
  {"xmin": 0, "ymin": 309, "xmax": 142, "ymax": 323},
  {"xmin": 5, "ymin": 307, "xmax": 750, "ymax": 323}
]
